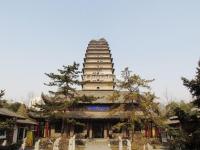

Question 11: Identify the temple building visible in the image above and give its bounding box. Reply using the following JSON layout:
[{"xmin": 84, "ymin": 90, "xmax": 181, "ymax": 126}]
[{"xmin": 30, "ymin": 38, "xmax": 158, "ymax": 139}]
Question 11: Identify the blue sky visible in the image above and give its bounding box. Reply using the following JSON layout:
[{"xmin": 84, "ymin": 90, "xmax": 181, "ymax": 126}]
[{"xmin": 0, "ymin": 0, "xmax": 200, "ymax": 104}]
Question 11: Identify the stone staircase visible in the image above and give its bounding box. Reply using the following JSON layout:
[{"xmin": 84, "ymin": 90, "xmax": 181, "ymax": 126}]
[
  {"xmin": 153, "ymin": 145, "xmax": 169, "ymax": 150},
  {"xmin": 85, "ymin": 139, "xmax": 111, "ymax": 150}
]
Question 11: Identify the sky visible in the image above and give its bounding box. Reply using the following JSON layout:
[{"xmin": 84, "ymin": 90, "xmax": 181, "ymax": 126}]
[{"xmin": 0, "ymin": 0, "xmax": 200, "ymax": 104}]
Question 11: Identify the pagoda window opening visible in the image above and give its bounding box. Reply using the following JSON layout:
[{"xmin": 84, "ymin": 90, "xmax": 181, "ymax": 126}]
[{"xmin": 97, "ymin": 87, "xmax": 100, "ymax": 90}]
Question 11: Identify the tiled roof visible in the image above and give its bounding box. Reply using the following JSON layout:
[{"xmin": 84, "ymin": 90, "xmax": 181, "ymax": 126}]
[
  {"xmin": 17, "ymin": 119, "xmax": 38, "ymax": 125},
  {"xmin": 164, "ymin": 119, "xmax": 180, "ymax": 125},
  {"xmin": 0, "ymin": 108, "xmax": 25, "ymax": 118},
  {"xmin": 77, "ymin": 90, "xmax": 135, "ymax": 103},
  {"xmin": 41, "ymin": 90, "xmax": 137, "ymax": 104},
  {"xmin": 64, "ymin": 110, "xmax": 143, "ymax": 119}
]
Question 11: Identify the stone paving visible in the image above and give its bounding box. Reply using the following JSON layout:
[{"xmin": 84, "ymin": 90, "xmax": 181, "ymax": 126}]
[{"xmin": 84, "ymin": 139, "xmax": 111, "ymax": 150}]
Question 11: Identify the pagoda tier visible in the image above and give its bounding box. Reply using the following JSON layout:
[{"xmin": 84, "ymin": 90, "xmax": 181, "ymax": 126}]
[{"xmin": 82, "ymin": 38, "xmax": 115, "ymax": 91}]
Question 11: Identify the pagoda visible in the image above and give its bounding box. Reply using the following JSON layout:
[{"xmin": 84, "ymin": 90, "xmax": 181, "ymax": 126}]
[
  {"xmin": 82, "ymin": 38, "xmax": 115, "ymax": 91},
  {"xmin": 30, "ymin": 38, "xmax": 158, "ymax": 139}
]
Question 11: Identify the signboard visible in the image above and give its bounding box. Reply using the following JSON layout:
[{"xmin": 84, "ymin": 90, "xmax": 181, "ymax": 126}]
[{"xmin": 86, "ymin": 105, "xmax": 110, "ymax": 111}]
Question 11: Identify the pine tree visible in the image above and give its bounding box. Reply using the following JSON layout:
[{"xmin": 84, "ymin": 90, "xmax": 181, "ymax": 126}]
[
  {"xmin": 33, "ymin": 62, "xmax": 96, "ymax": 134},
  {"xmin": 166, "ymin": 60, "xmax": 200, "ymax": 149},
  {"xmin": 113, "ymin": 67, "xmax": 162, "ymax": 141},
  {"xmin": 177, "ymin": 60, "xmax": 200, "ymax": 149},
  {"xmin": 44, "ymin": 62, "xmax": 81, "ymax": 97},
  {"xmin": 0, "ymin": 90, "xmax": 16, "ymax": 129},
  {"xmin": 35, "ymin": 62, "xmax": 81, "ymax": 134},
  {"xmin": 119, "ymin": 67, "xmax": 160, "ymax": 123},
  {"xmin": 0, "ymin": 90, "xmax": 4, "ymax": 99},
  {"xmin": 182, "ymin": 60, "xmax": 200, "ymax": 107},
  {"xmin": 0, "ymin": 90, "xmax": 5, "ymax": 108}
]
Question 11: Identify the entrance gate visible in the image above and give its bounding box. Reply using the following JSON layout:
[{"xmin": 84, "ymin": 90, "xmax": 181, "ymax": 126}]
[{"xmin": 92, "ymin": 122, "xmax": 104, "ymax": 138}]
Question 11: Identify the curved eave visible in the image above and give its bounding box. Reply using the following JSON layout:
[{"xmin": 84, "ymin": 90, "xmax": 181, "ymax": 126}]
[
  {"xmin": 85, "ymin": 53, "xmax": 112, "ymax": 57},
  {"xmin": 82, "ymin": 74, "xmax": 115, "ymax": 76},
  {"xmin": 84, "ymin": 58, "xmax": 113, "ymax": 60},
  {"xmin": 87, "ymin": 44, "xmax": 108, "ymax": 46},
  {"xmin": 82, "ymin": 63, "xmax": 114, "ymax": 68},
  {"xmin": 82, "ymin": 81, "xmax": 114, "ymax": 83},
  {"xmin": 83, "ymin": 61, "xmax": 113, "ymax": 65},
  {"xmin": 81, "ymin": 74, "xmax": 115, "ymax": 80},
  {"xmin": 83, "ymin": 67, "xmax": 114, "ymax": 69},
  {"xmin": 63, "ymin": 111, "xmax": 143, "ymax": 119},
  {"xmin": 82, "ymin": 68, "xmax": 115, "ymax": 73},
  {"xmin": 86, "ymin": 49, "xmax": 110, "ymax": 52}
]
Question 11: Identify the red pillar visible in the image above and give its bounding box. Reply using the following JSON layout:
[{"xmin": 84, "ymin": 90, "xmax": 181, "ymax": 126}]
[
  {"xmin": 45, "ymin": 121, "xmax": 49, "ymax": 137},
  {"xmin": 35, "ymin": 124, "xmax": 39, "ymax": 137},
  {"xmin": 145, "ymin": 124, "xmax": 148, "ymax": 137},
  {"xmin": 149, "ymin": 123, "xmax": 152, "ymax": 138}
]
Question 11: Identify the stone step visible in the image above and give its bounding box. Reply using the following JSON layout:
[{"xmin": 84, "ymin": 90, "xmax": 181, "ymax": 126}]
[
  {"xmin": 88, "ymin": 139, "xmax": 108, "ymax": 143},
  {"xmin": 153, "ymin": 145, "xmax": 169, "ymax": 150},
  {"xmin": 85, "ymin": 139, "xmax": 111, "ymax": 150}
]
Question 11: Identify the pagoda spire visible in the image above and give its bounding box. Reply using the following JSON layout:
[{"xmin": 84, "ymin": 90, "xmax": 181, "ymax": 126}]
[{"xmin": 82, "ymin": 38, "xmax": 115, "ymax": 91}]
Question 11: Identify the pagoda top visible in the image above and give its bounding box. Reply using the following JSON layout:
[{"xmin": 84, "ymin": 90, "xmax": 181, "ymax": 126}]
[
  {"xmin": 89, "ymin": 38, "xmax": 108, "ymax": 43},
  {"xmin": 99, "ymin": 38, "xmax": 107, "ymax": 41}
]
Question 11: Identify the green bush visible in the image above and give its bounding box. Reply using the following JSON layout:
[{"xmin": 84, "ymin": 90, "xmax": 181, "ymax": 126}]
[{"xmin": 0, "ymin": 141, "xmax": 22, "ymax": 150}]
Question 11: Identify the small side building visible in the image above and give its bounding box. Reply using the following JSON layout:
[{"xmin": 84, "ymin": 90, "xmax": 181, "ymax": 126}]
[{"xmin": 0, "ymin": 108, "xmax": 37, "ymax": 146}]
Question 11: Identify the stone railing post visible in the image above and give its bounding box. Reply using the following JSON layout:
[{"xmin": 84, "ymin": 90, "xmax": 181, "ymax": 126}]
[
  {"xmin": 72, "ymin": 135, "xmax": 75, "ymax": 150},
  {"xmin": 143, "ymin": 143, "xmax": 153, "ymax": 150},
  {"xmin": 1, "ymin": 140, "xmax": 7, "ymax": 146},
  {"xmin": 68, "ymin": 135, "xmax": 76, "ymax": 150},
  {"xmin": 126, "ymin": 139, "xmax": 131, "ymax": 150},
  {"xmin": 34, "ymin": 139, "xmax": 40, "ymax": 150},
  {"xmin": 21, "ymin": 137, "xmax": 27, "ymax": 150},
  {"xmin": 118, "ymin": 136, "xmax": 122, "ymax": 150},
  {"xmin": 53, "ymin": 137, "xmax": 61, "ymax": 150},
  {"xmin": 68, "ymin": 138, "xmax": 72, "ymax": 150}
]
